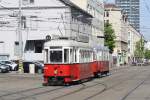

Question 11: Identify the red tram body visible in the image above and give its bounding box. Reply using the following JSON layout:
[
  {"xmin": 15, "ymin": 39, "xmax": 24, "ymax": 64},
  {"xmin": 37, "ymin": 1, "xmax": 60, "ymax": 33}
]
[{"xmin": 43, "ymin": 39, "xmax": 110, "ymax": 85}]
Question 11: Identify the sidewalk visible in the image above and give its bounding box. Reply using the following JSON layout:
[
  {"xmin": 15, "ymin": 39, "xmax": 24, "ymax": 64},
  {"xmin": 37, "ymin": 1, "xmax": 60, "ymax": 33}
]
[
  {"xmin": 7, "ymin": 71, "xmax": 43, "ymax": 78},
  {"xmin": 110, "ymin": 64, "xmax": 130, "ymax": 71}
]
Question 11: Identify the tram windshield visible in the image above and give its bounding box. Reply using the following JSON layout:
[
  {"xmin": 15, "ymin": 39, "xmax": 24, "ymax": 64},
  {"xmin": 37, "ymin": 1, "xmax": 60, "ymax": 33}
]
[{"xmin": 50, "ymin": 50, "xmax": 62, "ymax": 63}]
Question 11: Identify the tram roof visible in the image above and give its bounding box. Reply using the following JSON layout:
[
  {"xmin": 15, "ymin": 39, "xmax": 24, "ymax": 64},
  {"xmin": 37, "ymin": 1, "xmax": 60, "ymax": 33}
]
[
  {"xmin": 44, "ymin": 39, "xmax": 90, "ymax": 48},
  {"xmin": 93, "ymin": 45, "xmax": 109, "ymax": 51}
]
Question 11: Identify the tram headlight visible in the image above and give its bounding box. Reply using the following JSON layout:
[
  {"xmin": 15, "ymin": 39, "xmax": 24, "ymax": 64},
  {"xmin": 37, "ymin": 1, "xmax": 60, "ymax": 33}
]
[{"xmin": 54, "ymin": 69, "xmax": 58, "ymax": 75}]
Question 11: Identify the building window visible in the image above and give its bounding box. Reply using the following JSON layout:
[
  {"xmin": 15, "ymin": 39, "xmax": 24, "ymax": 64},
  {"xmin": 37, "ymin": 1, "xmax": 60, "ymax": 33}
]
[
  {"xmin": 106, "ymin": 20, "xmax": 109, "ymax": 24},
  {"xmin": 30, "ymin": 16, "xmax": 38, "ymax": 30},
  {"xmin": 23, "ymin": 0, "xmax": 34, "ymax": 4},
  {"xmin": 25, "ymin": 40, "xmax": 44, "ymax": 53},
  {"xmin": 106, "ymin": 11, "xmax": 109, "ymax": 17},
  {"xmin": 21, "ymin": 16, "xmax": 26, "ymax": 29},
  {"xmin": 14, "ymin": 41, "xmax": 19, "ymax": 56},
  {"xmin": 0, "ymin": 41, "xmax": 4, "ymax": 53},
  {"xmin": 30, "ymin": 0, "xmax": 34, "ymax": 3},
  {"xmin": 22, "ymin": 0, "xmax": 28, "ymax": 3},
  {"xmin": 35, "ymin": 41, "xmax": 43, "ymax": 53},
  {"xmin": 25, "ymin": 40, "xmax": 34, "ymax": 53}
]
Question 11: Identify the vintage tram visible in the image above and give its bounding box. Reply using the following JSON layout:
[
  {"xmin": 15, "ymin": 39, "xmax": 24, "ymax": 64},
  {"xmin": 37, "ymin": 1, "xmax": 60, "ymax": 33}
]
[{"xmin": 43, "ymin": 39, "xmax": 110, "ymax": 85}]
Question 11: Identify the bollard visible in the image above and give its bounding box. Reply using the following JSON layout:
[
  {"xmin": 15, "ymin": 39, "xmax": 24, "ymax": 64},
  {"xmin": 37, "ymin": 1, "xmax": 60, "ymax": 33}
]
[{"xmin": 29, "ymin": 64, "xmax": 35, "ymax": 74}]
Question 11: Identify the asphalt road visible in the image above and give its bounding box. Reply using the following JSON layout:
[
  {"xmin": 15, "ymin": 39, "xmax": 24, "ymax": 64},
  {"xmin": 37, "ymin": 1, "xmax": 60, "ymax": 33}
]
[{"xmin": 0, "ymin": 65, "xmax": 150, "ymax": 100}]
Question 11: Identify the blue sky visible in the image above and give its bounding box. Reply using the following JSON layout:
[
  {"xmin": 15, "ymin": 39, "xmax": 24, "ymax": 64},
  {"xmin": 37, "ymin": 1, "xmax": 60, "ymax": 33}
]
[{"xmin": 106, "ymin": 0, "xmax": 150, "ymax": 41}]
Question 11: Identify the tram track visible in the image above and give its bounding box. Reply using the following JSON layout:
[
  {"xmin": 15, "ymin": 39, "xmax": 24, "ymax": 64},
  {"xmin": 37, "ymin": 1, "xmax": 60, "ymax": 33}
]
[
  {"xmin": 83, "ymin": 68, "xmax": 149, "ymax": 100},
  {"xmin": 50, "ymin": 82, "xmax": 107, "ymax": 100},
  {"xmin": 0, "ymin": 86, "xmax": 65, "ymax": 100},
  {"xmin": 120, "ymin": 73, "xmax": 150, "ymax": 100},
  {"xmin": 0, "ymin": 83, "xmax": 87, "ymax": 100}
]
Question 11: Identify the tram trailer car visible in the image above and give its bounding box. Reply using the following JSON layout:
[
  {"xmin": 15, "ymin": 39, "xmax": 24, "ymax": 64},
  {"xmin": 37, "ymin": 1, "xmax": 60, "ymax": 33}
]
[
  {"xmin": 99, "ymin": 47, "xmax": 109, "ymax": 75},
  {"xmin": 43, "ymin": 40, "xmax": 94, "ymax": 85},
  {"xmin": 92, "ymin": 46, "xmax": 110, "ymax": 77}
]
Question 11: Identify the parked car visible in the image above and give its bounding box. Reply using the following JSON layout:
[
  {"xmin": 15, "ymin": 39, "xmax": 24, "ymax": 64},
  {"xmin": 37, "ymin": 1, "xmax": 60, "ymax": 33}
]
[
  {"xmin": 0, "ymin": 60, "xmax": 18, "ymax": 71},
  {"xmin": 0, "ymin": 63, "xmax": 10, "ymax": 73},
  {"xmin": 23, "ymin": 61, "xmax": 44, "ymax": 73}
]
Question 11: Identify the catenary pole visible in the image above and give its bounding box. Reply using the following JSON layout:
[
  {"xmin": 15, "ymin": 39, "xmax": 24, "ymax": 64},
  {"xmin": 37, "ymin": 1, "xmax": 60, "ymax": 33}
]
[{"xmin": 18, "ymin": 0, "xmax": 23, "ymax": 73}]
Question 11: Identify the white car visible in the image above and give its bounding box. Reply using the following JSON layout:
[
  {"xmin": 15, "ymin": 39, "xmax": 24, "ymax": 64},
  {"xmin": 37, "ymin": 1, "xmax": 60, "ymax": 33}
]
[
  {"xmin": 0, "ymin": 61, "xmax": 18, "ymax": 71},
  {"xmin": 0, "ymin": 63, "xmax": 10, "ymax": 73}
]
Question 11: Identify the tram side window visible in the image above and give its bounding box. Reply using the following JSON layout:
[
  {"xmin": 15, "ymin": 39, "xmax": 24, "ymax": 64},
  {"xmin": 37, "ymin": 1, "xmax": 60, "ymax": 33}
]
[
  {"xmin": 103, "ymin": 52, "xmax": 105, "ymax": 61},
  {"xmin": 70, "ymin": 49, "xmax": 74, "ymax": 63},
  {"xmin": 108, "ymin": 53, "xmax": 109, "ymax": 61},
  {"xmin": 93, "ymin": 52, "xmax": 96, "ymax": 61},
  {"xmin": 102, "ymin": 51, "xmax": 104, "ymax": 61},
  {"xmin": 64, "ymin": 49, "xmax": 69, "ymax": 63},
  {"xmin": 104, "ymin": 52, "xmax": 106, "ymax": 61},
  {"xmin": 106, "ymin": 53, "xmax": 108, "ymax": 61},
  {"xmin": 79, "ymin": 50, "xmax": 91, "ymax": 63},
  {"xmin": 87, "ymin": 51, "xmax": 89, "ymax": 62},
  {"xmin": 99, "ymin": 51, "xmax": 102, "ymax": 61},
  {"xmin": 50, "ymin": 51, "xmax": 62, "ymax": 63},
  {"xmin": 90, "ymin": 51, "xmax": 93, "ymax": 61},
  {"xmin": 75, "ymin": 49, "xmax": 77, "ymax": 63},
  {"xmin": 79, "ymin": 50, "xmax": 83, "ymax": 63},
  {"xmin": 107, "ymin": 52, "xmax": 109, "ymax": 61}
]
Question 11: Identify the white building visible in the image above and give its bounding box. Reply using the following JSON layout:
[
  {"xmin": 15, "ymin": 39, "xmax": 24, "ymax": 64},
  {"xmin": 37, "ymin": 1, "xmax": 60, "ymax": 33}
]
[
  {"xmin": 0, "ymin": 0, "xmax": 92, "ymax": 61},
  {"xmin": 70, "ymin": 0, "xmax": 104, "ymax": 46},
  {"xmin": 104, "ymin": 4, "xmax": 128, "ymax": 66}
]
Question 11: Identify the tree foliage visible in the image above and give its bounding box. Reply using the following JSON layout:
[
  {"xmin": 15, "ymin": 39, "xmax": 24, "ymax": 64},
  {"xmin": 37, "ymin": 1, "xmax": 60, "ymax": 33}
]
[
  {"xmin": 104, "ymin": 22, "xmax": 116, "ymax": 54},
  {"xmin": 134, "ymin": 39, "xmax": 145, "ymax": 58},
  {"xmin": 144, "ymin": 49, "xmax": 150, "ymax": 59}
]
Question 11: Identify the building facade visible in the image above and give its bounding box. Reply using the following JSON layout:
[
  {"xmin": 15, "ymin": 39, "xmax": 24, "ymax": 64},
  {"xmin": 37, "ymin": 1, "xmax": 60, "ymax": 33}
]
[
  {"xmin": 128, "ymin": 25, "xmax": 142, "ymax": 63},
  {"xmin": 105, "ymin": 4, "xmax": 142, "ymax": 66},
  {"xmin": 0, "ymin": 0, "xmax": 92, "ymax": 61},
  {"xmin": 115, "ymin": 0, "xmax": 140, "ymax": 32},
  {"xmin": 104, "ymin": 4, "xmax": 128, "ymax": 66},
  {"xmin": 70, "ymin": 0, "xmax": 104, "ymax": 46}
]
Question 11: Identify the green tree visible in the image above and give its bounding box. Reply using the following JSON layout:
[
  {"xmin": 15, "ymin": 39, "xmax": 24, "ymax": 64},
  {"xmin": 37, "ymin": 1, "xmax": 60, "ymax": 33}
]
[
  {"xmin": 144, "ymin": 49, "xmax": 150, "ymax": 59},
  {"xmin": 134, "ymin": 38, "xmax": 145, "ymax": 58},
  {"xmin": 104, "ymin": 22, "xmax": 116, "ymax": 54}
]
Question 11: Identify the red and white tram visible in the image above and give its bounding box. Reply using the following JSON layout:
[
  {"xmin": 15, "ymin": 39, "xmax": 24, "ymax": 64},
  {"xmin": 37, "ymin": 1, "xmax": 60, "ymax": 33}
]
[{"xmin": 43, "ymin": 39, "xmax": 110, "ymax": 85}]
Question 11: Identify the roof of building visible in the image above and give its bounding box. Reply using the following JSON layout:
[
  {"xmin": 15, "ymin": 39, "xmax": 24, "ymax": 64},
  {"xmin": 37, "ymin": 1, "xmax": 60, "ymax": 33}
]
[
  {"xmin": 104, "ymin": 3, "xmax": 121, "ymax": 11},
  {"xmin": 104, "ymin": 4, "xmax": 118, "ymax": 8},
  {"xmin": 60, "ymin": 0, "xmax": 93, "ymax": 18}
]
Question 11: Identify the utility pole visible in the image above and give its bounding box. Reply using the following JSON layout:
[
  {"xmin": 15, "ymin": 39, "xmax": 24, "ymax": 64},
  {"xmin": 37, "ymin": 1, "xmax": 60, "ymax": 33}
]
[{"xmin": 18, "ymin": 0, "xmax": 23, "ymax": 73}]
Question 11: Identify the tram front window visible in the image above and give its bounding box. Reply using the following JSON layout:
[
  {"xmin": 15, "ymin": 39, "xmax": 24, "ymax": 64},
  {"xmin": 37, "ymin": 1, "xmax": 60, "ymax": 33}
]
[{"xmin": 50, "ymin": 51, "xmax": 62, "ymax": 63}]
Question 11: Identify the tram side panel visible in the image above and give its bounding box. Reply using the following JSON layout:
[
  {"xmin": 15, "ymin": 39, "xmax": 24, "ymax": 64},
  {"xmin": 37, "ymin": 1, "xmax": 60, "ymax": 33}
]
[
  {"xmin": 79, "ymin": 63, "xmax": 93, "ymax": 80},
  {"xmin": 101, "ymin": 52, "xmax": 109, "ymax": 74},
  {"xmin": 70, "ymin": 64, "xmax": 80, "ymax": 81},
  {"xmin": 91, "ymin": 61, "xmax": 98, "ymax": 77}
]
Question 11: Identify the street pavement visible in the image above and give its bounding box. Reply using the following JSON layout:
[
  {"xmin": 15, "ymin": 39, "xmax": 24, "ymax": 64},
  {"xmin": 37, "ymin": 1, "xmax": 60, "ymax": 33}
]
[{"xmin": 0, "ymin": 65, "xmax": 150, "ymax": 100}]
